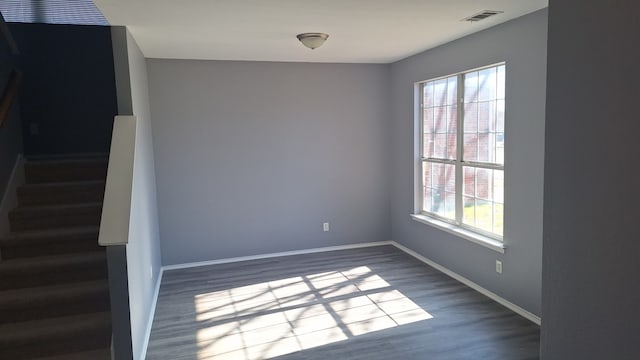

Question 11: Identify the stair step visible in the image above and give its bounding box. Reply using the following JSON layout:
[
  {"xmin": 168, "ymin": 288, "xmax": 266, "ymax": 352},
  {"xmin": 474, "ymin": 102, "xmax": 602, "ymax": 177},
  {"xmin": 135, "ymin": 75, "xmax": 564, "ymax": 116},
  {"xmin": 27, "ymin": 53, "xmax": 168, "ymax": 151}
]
[
  {"xmin": 33, "ymin": 348, "xmax": 111, "ymax": 360},
  {"xmin": 0, "ymin": 280, "xmax": 110, "ymax": 324},
  {"xmin": 0, "ymin": 226, "xmax": 101, "ymax": 259},
  {"xmin": 17, "ymin": 180, "xmax": 105, "ymax": 206},
  {"xmin": 25, "ymin": 158, "xmax": 108, "ymax": 184},
  {"xmin": 0, "ymin": 312, "xmax": 111, "ymax": 359},
  {"xmin": 0, "ymin": 156, "xmax": 113, "ymax": 358},
  {"xmin": 9, "ymin": 203, "xmax": 102, "ymax": 232},
  {"xmin": 0, "ymin": 251, "xmax": 107, "ymax": 290}
]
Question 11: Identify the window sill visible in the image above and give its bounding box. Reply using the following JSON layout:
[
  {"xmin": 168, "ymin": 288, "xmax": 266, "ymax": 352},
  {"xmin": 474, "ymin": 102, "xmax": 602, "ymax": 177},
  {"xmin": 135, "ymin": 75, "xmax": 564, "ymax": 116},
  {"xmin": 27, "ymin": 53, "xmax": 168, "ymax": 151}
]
[{"xmin": 410, "ymin": 214, "xmax": 506, "ymax": 253}]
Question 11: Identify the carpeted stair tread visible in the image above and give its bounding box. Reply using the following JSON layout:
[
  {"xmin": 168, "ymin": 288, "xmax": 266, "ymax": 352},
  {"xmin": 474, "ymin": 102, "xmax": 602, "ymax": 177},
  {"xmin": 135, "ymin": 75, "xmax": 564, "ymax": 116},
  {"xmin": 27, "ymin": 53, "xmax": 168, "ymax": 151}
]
[
  {"xmin": 25, "ymin": 158, "xmax": 108, "ymax": 184},
  {"xmin": 0, "ymin": 226, "xmax": 101, "ymax": 259},
  {"xmin": 0, "ymin": 311, "xmax": 111, "ymax": 348},
  {"xmin": 10, "ymin": 202, "xmax": 103, "ymax": 213},
  {"xmin": 32, "ymin": 348, "xmax": 111, "ymax": 360},
  {"xmin": 25, "ymin": 157, "xmax": 108, "ymax": 165},
  {"xmin": 0, "ymin": 251, "xmax": 107, "ymax": 291},
  {"xmin": 0, "ymin": 251, "xmax": 106, "ymax": 275},
  {"xmin": 0, "ymin": 280, "xmax": 110, "ymax": 323},
  {"xmin": 0, "ymin": 226, "xmax": 99, "ymax": 246},
  {"xmin": 9, "ymin": 202, "xmax": 102, "ymax": 232},
  {"xmin": 0, "ymin": 279, "xmax": 108, "ymax": 308},
  {"xmin": 17, "ymin": 181, "xmax": 105, "ymax": 206},
  {"xmin": 19, "ymin": 180, "xmax": 106, "ymax": 188}
]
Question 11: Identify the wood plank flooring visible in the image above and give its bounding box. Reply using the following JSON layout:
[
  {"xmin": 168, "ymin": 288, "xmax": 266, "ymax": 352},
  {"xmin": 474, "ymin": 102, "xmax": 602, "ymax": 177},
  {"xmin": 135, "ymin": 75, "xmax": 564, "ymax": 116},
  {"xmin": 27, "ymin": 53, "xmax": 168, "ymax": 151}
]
[{"xmin": 147, "ymin": 246, "xmax": 539, "ymax": 360}]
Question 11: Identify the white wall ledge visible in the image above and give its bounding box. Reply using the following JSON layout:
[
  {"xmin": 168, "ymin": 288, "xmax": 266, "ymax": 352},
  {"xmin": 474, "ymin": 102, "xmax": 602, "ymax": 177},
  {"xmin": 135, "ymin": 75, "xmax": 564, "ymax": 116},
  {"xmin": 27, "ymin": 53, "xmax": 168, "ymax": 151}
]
[
  {"xmin": 410, "ymin": 214, "xmax": 506, "ymax": 253},
  {"xmin": 99, "ymin": 115, "xmax": 137, "ymax": 246}
]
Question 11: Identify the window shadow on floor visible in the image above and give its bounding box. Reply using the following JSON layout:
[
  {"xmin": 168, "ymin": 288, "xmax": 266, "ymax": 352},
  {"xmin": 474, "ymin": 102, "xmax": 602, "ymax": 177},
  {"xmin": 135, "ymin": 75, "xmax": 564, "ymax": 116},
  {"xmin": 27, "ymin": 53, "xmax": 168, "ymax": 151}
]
[{"xmin": 146, "ymin": 246, "xmax": 539, "ymax": 360}]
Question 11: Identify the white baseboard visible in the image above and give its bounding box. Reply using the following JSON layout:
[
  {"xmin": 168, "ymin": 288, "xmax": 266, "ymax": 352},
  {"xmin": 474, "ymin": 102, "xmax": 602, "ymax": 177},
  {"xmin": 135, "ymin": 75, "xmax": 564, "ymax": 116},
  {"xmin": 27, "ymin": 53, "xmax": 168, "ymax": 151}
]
[
  {"xmin": 138, "ymin": 268, "xmax": 163, "ymax": 360},
  {"xmin": 390, "ymin": 241, "xmax": 541, "ymax": 325},
  {"xmin": 0, "ymin": 154, "xmax": 24, "ymax": 237},
  {"xmin": 162, "ymin": 241, "xmax": 393, "ymax": 271}
]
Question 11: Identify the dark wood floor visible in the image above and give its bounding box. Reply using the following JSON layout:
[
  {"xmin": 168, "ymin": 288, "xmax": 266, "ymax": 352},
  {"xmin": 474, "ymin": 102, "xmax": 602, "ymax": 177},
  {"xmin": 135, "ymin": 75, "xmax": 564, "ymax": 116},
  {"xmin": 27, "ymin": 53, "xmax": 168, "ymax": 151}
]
[{"xmin": 146, "ymin": 246, "xmax": 539, "ymax": 360}]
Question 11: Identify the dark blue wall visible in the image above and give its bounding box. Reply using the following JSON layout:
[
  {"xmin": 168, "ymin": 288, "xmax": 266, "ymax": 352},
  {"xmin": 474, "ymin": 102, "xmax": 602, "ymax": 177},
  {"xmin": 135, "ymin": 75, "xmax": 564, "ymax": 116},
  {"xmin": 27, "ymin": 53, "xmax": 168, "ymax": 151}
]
[
  {"xmin": 9, "ymin": 23, "xmax": 117, "ymax": 156},
  {"xmin": 0, "ymin": 23, "xmax": 23, "ymax": 196}
]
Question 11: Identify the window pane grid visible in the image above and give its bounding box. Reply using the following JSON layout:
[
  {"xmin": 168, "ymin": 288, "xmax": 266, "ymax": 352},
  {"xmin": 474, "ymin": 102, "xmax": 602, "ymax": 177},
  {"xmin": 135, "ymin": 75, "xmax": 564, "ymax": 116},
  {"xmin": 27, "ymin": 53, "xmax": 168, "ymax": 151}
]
[
  {"xmin": 461, "ymin": 167, "xmax": 504, "ymax": 236},
  {"xmin": 419, "ymin": 63, "xmax": 505, "ymax": 239},
  {"xmin": 421, "ymin": 161, "xmax": 456, "ymax": 221},
  {"xmin": 422, "ymin": 75, "xmax": 458, "ymax": 161},
  {"xmin": 462, "ymin": 64, "xmax": 505, "ymax": 166}
]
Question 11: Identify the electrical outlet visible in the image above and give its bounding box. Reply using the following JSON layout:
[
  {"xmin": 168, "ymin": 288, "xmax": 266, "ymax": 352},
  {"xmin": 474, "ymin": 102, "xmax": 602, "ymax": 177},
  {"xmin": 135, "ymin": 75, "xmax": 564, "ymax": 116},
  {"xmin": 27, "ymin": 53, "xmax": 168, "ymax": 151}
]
[
  {"xmin": 323, "ymin": 222, "xmax": 330, "ymax": 232},
  {"xmin": 496, "ymin": 260, "xmax": 503, "ymax": 274}
]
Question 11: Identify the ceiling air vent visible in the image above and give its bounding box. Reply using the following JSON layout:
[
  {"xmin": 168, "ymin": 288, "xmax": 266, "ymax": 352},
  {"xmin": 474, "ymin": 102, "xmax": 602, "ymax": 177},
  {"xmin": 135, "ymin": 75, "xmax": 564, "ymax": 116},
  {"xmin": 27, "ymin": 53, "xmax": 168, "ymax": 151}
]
[{"xmin": 462, "ymin": 10, "xmax": 504, "ymax": 22}]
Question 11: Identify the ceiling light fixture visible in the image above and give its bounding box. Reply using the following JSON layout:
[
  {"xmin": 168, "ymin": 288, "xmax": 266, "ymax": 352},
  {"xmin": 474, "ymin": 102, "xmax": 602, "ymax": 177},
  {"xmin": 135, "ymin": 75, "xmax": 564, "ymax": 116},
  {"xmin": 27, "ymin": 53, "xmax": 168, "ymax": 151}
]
[{"xmin": 296, "ymin": 33, "xmax": 329, "ymax": 50}]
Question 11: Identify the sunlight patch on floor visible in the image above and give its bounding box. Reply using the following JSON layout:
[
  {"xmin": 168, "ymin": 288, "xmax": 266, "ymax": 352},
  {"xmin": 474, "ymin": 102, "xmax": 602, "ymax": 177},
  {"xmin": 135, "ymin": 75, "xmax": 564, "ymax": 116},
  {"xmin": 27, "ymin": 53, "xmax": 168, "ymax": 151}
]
[{"xmin": 194, "ymin": 266, "xmax": 433, "ymax": 359}]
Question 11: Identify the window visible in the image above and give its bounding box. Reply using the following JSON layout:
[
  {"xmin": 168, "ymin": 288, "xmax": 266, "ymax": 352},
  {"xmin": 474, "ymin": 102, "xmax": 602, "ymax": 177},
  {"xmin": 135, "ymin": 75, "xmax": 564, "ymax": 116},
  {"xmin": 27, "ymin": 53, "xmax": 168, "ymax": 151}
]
[{"xmin": 418, "ymin": 63, "xmax": 505, "ymax": 239}]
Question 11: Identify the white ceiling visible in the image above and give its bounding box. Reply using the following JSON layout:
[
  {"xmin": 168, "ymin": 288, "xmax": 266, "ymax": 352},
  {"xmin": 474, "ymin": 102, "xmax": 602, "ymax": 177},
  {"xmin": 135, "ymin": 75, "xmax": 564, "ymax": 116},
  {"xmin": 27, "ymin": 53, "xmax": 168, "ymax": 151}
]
[{"xmin": 93, "ymin": 0, "xmax": 548, "ymax": 64}]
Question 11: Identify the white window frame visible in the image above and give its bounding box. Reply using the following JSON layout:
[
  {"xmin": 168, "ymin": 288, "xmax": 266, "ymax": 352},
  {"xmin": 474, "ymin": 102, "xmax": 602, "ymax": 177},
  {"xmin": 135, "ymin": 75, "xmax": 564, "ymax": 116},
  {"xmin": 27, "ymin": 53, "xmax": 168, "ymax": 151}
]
[{"xmin": 414, "ymin": 62, "xmax": 506, "ymax": 245}]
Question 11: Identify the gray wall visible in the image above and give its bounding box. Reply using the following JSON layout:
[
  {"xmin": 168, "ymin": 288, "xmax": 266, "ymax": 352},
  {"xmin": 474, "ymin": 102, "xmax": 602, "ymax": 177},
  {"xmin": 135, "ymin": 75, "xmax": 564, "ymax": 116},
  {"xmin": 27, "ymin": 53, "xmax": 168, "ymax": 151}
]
[
  {"xmin": 147, "ymin": 60, "xmax": 390, "ymax": 265},
  {"xmin": 112, "ymin": 27, "xmax": 162, "ymax": 360},
  {"xmin": 389, "ymin": 9, "xmax": 548, "ymax": 315},
  {"xmin": 541, "ymin": 1, "xmax": 640, "ymax": 358}
]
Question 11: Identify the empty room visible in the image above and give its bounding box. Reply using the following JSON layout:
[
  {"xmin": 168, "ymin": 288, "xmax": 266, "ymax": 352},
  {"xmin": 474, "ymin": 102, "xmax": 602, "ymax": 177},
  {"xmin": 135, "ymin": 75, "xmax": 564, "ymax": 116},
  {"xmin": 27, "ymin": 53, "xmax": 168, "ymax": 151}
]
[
  {"xmin": 0, "ymin": 1, "xmax": 638, "ymax": 360},
  {"xmin": 141, "ymin": 5, "xmax": 547, "ymax": 358}
]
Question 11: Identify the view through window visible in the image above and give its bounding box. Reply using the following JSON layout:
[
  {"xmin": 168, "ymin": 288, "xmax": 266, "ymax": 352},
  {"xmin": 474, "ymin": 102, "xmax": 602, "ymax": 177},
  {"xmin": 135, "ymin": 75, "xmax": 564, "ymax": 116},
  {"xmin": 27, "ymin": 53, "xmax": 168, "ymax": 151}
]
[{"xmin": 419, "ymin": 63, "xmax": 505, "ymax": 238}]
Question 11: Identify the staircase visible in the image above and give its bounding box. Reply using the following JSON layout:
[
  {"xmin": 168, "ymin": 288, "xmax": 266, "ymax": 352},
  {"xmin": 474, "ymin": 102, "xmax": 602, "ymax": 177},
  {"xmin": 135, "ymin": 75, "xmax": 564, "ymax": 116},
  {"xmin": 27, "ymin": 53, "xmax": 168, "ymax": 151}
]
[{"xmin": 0, "ymin": 157, "xmax": 112, "ymax": 359}]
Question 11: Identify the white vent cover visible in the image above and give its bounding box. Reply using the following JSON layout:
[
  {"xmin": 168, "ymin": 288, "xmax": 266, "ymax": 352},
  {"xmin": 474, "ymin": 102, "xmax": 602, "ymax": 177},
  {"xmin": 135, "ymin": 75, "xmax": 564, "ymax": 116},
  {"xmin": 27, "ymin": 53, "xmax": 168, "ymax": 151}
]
[{"xmin": 462, "ymin": 10, "xmax": 504, "ymax": 22}]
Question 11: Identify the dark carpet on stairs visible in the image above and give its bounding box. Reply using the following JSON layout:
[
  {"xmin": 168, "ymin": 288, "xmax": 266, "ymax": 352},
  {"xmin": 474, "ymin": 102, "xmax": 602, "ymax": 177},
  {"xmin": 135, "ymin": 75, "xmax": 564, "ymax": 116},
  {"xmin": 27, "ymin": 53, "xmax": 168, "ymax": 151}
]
[{"xmin": 0, "ymin": 157, "xmax": 112, "ymax": 359}]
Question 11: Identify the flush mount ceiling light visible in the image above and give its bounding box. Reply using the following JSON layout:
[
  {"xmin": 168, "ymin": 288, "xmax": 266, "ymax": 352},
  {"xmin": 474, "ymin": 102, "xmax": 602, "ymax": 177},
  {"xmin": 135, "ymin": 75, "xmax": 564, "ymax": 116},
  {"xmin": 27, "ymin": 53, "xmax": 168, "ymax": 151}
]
[{"xmin": 296, "ymin": 33, "xmax": 329, "ymax": 50}]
